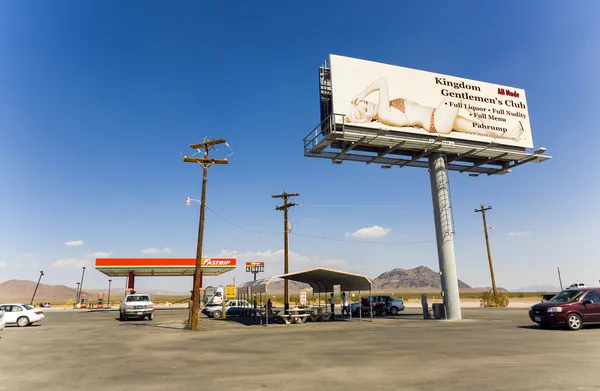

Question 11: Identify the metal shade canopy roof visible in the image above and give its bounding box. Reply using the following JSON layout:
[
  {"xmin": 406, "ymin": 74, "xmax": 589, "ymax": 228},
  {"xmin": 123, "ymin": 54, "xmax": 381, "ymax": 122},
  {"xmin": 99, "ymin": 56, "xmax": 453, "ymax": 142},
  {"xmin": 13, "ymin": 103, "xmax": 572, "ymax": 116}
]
[
  {"xmin": 239, "ymin": 268, "xmax": 372, "ymax": 294},
  {"xmin": 95, "ymin": 258, "xmax": 236, "ymax": 277}
]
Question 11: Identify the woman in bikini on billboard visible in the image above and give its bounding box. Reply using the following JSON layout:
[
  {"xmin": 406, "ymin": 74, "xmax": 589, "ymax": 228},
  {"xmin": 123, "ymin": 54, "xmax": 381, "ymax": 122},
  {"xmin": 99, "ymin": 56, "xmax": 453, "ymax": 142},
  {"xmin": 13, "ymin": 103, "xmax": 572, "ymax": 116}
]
[{"xmin": 346, "ymin": 77, "xmax": 524, "ymax": 141}]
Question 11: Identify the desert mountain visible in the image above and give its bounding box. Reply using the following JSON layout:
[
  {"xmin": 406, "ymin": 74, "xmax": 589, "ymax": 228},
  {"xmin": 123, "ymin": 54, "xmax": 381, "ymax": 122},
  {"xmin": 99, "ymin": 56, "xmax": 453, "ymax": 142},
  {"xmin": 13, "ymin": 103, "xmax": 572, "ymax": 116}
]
[
  {"xmin": 264, "ymin": 266, "xmax": 471, "ymax": 292},
  {"xmin": 0, "ymin": 280, "xmax": 79, "ymax": 302},
  {"xmin": 372, "ymin": 266, "xmax": 471, "ymax": 290}
]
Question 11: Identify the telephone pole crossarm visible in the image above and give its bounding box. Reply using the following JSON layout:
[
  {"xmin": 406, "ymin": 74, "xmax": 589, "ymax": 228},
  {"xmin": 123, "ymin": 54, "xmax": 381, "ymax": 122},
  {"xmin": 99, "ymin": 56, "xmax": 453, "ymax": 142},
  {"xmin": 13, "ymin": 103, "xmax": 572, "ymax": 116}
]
[{"xmin": 183, "ymin": 157, "xmax": 229, "ymax": 165}]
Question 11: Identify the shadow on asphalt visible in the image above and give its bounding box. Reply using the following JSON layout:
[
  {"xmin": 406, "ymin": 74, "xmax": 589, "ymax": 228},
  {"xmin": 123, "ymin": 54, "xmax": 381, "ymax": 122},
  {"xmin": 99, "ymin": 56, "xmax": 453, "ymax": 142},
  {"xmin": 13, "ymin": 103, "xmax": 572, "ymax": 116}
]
[{"xmin": 518, "ymin": 324, "xmax": 600, "ymax": 331}]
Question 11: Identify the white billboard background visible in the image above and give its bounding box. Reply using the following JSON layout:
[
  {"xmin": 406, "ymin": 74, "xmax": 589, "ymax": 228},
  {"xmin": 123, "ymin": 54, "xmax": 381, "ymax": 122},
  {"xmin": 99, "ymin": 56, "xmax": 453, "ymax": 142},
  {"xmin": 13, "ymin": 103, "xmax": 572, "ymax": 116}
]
[{"xmin": 330, "ymin": 55, "xmax": 534, "ymax": 149}]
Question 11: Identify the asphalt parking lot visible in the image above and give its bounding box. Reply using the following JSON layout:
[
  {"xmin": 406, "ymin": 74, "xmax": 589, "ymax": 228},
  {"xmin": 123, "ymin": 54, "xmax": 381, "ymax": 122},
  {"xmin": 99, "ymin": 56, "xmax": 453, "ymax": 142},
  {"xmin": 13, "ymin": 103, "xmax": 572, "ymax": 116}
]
[{"xmin": 1, "ymin": 308, "xmax": 599, "ymax": 391}]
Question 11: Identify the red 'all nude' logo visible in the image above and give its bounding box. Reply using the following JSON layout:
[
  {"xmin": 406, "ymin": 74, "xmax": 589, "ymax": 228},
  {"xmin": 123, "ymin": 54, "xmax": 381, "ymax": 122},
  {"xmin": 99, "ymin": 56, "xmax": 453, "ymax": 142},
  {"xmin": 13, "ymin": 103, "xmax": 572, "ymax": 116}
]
[{"xmin": 498, "ymin": 88, "xmax": 520, "ymax": 98}]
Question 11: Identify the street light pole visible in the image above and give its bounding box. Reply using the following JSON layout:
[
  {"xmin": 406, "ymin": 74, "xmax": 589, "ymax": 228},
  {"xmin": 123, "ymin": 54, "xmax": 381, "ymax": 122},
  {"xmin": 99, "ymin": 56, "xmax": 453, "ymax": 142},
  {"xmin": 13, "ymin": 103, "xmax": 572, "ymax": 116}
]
[
  {"xmin": 75, "ymin": 282, "xmax": 80, "ymax": 308},
  {"xmin": 78, "ymin": 266, "xmax": 87, "ymax": 302},
  {"xmin": 183, "ymin": 138, "xmax": 229, "ymax": 330},
  {"xmin": 474, "ymin": 205, "xmax": 497, "ymax": 297},
  {"xmin": 107, "ymin": 279, "xmax": 112, "ymax": 309},
  {"xmin": 30, "ymin": 271, "xmax": 44, "ymax": 305}
]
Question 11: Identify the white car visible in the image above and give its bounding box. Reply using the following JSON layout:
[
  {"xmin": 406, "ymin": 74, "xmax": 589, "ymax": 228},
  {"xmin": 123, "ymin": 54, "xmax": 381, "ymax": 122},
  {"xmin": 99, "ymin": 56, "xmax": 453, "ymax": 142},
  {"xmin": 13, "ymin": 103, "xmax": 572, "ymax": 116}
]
[
  {"xmin": 0, "ymin": 304, "xmax": 45, "ymax": 327},
  {"xmin": 119, "ymin": 293, "xmax": 154, "ymax": 321},
  {"xmin": 0, "ymin": 307, "xmax": 5, "ymax": 332}
]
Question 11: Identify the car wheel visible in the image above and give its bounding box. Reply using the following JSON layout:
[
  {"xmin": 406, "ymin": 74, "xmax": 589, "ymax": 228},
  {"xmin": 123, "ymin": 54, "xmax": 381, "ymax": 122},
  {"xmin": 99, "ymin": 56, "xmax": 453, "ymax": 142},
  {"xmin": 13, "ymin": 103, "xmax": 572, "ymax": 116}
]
[
  {"xmin": 389, "ymin": 306, "xmax": 399, "ymax": 316},
  {"xmin": 147, "ymin": 313, "xmax": 153, "ymax": 321},
  {"xmin": 212, "ymin": 310, "xmax": 222, "ymax": 319},
  {"xmin": 17, "ymin": 316, "xmax": 30, "ymax": 327},
  {"xmin": 566, "ymin": 313, "xmax": 583, "ymax": 331}
]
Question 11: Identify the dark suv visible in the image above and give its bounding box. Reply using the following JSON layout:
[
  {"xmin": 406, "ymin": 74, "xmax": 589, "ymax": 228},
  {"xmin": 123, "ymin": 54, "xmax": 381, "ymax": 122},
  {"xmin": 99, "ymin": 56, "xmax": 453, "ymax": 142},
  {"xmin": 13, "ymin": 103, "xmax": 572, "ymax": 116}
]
[{"xmin": 529, "ymin": 288, "xmax": 600, "ymax": 330}]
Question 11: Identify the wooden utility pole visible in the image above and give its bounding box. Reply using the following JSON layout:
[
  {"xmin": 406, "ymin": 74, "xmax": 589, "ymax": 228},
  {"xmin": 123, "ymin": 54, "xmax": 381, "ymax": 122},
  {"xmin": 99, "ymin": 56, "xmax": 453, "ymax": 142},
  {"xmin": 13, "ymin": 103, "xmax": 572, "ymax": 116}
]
[
  {"xmin": 474, "ymin": 205, "xmax": 497, "ymax": 297},
  {"xmin": 557, "ymin": 267, "xmax": 563, "ymax": 290},
  {"xmin": 272, "ymin": 191, "xmax": 300, "ymax": 312},
  {"xmin": 183, "ymin": 138, "xmax": 229, "ymax": 330}
]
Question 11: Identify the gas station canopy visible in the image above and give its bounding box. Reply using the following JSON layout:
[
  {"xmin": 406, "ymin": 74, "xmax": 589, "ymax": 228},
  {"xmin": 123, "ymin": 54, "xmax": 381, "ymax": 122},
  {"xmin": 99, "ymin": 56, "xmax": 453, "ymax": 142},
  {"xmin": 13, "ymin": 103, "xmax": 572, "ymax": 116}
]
[{"xmin": 95, "ymin": 258, "xmax": 236, "ymax": 277}]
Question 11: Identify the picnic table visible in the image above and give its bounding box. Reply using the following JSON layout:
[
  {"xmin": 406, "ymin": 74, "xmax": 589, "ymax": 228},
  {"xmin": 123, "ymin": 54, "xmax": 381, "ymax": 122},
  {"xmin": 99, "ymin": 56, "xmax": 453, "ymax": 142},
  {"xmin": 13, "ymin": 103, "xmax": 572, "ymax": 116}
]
[{"xmin": 280, "ymin": 307, "xmax": 312, "ymax": 324}]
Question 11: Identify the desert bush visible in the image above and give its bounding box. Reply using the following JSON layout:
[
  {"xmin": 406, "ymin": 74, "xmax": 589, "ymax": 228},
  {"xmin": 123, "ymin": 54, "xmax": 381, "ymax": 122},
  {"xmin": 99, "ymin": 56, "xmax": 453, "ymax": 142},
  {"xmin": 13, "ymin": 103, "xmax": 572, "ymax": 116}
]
[{"xmin": 480, "ymin": 291, "xmax": 510, "ymax": 307}]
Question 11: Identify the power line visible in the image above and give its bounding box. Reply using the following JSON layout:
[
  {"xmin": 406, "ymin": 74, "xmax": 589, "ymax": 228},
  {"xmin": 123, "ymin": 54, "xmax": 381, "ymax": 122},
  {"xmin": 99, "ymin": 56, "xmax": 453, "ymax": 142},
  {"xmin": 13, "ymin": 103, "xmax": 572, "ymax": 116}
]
[
  {"xmin": 291, "ymin": 231, "xmax": 482, "ymax": 245},
  {"xmin": 205, "ymin": 206, "xmax": 279, "ymax": 236},
  {"xmin": 299, "ymin": 204, "xmax": 407, "ymax": 209},
  {"xmin": 204, "ymin": 206, "xmax": 482, "ymax": 245}
]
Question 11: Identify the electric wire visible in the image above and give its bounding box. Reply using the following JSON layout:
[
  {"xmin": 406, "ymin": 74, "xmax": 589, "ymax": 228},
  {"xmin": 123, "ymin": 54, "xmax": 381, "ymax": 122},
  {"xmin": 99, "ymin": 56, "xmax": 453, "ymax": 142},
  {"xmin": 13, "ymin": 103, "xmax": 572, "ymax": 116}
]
[{"xmin": 204, "ymin": 207, "xmax": 483, "ymax": 245}]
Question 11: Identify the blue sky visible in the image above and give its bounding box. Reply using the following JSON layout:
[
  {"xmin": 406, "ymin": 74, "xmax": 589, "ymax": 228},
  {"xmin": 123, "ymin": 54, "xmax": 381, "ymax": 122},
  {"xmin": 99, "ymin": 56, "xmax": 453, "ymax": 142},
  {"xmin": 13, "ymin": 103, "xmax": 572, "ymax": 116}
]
[{"xmin": 1, "ymin": 1, "xmax": 599, "ymax": 293}]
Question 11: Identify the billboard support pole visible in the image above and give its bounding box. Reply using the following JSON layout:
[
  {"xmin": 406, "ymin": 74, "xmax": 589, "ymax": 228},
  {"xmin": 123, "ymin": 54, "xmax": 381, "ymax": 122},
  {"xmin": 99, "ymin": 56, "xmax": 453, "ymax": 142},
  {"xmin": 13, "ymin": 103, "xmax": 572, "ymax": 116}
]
[{"xmin": 428, "ymin": 153, "xmax": 462, "ymax": 320}]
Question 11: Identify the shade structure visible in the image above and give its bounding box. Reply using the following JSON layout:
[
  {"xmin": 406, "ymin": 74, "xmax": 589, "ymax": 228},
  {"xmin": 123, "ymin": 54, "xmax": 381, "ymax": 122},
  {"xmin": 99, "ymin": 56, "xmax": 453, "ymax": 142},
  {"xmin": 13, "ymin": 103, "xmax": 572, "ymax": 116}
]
[
  {"xmin": 95, "ymin": 258, "xmax": 236, "ymax": 277},
  {"xmin": 239, "ymin": 268, "xmax": 371, "ymax": 294}
]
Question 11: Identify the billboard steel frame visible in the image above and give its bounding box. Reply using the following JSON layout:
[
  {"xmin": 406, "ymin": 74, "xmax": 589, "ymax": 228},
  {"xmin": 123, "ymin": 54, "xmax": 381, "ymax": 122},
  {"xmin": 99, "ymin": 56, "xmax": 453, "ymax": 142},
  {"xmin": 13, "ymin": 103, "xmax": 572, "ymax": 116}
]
[{"xmin": 303, "ymin": 58, "xmax": 552, "ymax": 320}]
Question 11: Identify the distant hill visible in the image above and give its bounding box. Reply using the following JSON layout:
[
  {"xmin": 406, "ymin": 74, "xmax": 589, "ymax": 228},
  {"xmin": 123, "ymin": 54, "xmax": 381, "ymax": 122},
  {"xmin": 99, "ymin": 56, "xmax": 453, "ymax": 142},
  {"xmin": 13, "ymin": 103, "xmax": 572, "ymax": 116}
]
[
  {"xmin": 514, "ymin": 285, "xmax": 561, "ymax": 293},
  {"xmin": 266, "ymin": 280, "xmax": 312, "ymax": 292},
  {"xmin": 0, "ymin": 280, "xmax": 78, "ymax": 302},
  {"xmin": 265, "ymin": 266, "xmax": 471, "ymax": 292},
  {"xmin": 472, "ymin": 287, "xmax": 509, "ymax": 292},
  {"xmin": 372, "ymin": 266, "xmax": 471, "ymax": 290}
]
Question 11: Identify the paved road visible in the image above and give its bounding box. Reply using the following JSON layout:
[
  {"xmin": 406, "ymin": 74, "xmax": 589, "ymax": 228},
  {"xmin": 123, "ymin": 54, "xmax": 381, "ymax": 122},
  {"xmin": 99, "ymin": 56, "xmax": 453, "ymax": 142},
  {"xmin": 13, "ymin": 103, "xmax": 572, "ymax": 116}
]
[{"xmin": 0, "ymin": 308, "xmax": 598, "ymax": 391}]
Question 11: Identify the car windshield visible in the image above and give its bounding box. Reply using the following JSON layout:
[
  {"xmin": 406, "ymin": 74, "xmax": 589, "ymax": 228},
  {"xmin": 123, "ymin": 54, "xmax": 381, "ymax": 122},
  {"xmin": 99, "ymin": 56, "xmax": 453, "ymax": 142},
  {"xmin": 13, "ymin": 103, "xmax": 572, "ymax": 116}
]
[
  {"xmin": 23, "ymin": 304, "xmax": 34, "ymax": 310},
  {"xmin": 549, "ymin": 290, "xmax": 585, "ymax": 303},
  {"xmin": 126, "ymin": 295, "xmax": 150, "ymax": 302}
]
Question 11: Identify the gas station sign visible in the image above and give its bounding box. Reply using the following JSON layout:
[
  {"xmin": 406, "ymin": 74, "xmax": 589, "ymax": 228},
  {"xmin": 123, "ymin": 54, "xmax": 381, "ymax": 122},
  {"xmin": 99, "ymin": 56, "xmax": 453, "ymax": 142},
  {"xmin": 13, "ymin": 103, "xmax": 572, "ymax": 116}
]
[{"xmin": 245, "ymin": 262, "xmax": 264, "ymax": 273}]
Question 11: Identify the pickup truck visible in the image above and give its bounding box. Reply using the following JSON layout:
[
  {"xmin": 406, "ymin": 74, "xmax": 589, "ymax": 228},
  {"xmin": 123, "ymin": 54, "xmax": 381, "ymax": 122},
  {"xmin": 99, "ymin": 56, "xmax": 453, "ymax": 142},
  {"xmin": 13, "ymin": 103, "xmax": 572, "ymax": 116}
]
[{"xmin": 119, "ymin": 293, "xmax": 154, "ymax": 321}]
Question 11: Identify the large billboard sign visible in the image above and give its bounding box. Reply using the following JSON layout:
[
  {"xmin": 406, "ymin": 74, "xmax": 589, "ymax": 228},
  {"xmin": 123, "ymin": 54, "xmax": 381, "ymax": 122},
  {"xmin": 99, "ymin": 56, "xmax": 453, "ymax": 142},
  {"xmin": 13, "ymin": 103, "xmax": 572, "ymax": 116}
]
[{"xmin": 330, "ymin": 55, "xmax": 533, "ymax": 149}]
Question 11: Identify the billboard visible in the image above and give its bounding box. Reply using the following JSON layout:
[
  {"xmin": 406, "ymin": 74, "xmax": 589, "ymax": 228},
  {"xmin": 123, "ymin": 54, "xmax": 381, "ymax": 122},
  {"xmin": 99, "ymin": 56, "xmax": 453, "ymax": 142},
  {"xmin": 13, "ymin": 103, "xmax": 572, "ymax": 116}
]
[
  {"xmin": 246, "ymin": 262, "xmax": 265, "ymax": 273},
  {"xmin": 329, "ymin": 55, "xmax": 533, "ymax": 149}
]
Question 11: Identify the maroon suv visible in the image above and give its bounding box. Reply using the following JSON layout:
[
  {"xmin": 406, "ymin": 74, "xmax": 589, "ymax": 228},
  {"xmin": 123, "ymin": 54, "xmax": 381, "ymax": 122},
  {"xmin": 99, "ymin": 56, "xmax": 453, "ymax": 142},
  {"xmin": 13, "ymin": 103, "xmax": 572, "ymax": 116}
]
[{"xmin": 529, "ymin": 288, "xmax": 600, "ymax": 330}]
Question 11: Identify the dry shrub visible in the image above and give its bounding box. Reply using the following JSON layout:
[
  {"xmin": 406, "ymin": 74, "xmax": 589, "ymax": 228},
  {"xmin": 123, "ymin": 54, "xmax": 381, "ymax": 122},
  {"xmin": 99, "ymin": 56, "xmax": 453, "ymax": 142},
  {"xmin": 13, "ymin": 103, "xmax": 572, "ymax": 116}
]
[{"xmin": 480, "ymin": 291, "xmax": 510, "ymax": 307}]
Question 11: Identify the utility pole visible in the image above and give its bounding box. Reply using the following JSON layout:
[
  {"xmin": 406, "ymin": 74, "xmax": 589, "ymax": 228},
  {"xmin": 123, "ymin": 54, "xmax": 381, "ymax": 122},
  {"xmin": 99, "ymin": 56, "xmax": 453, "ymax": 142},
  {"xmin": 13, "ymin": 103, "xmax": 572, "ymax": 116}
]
[
  {"xmin": 272, "ymin": 191, "xmax": 300, "ymax": 313},
  {"xmin": 183, "ymin": 138, "xmax": 229, "ymax": 330},
  {"xmin": 30, "ymin": 271, "xmax": 44, "ymax": 306},
  {"xmin": 107, "ymin": 279, "xmax": 112, "ymax": 309},
  {"xmin": 557, "ymin": 267, "xmax": 563, "ymax": 291},
  {"xmin": 474, "ymin": 205, "xmax": 497, "ymax": 297},
  {"xmin": 78, "ymin": 266, "xmax": 87, "ymax": 304},
  {"xmin": 75, "ymin": 282, "xmax": 80, "ymax": 308}
]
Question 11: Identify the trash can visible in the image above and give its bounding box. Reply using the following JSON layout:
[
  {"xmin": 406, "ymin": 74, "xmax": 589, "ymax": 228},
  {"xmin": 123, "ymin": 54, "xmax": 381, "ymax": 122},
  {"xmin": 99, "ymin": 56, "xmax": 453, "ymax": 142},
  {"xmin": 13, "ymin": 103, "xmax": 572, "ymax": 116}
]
[{"xmin": 432, "ymin": 303, "xmax": 446, "ymax": 320}]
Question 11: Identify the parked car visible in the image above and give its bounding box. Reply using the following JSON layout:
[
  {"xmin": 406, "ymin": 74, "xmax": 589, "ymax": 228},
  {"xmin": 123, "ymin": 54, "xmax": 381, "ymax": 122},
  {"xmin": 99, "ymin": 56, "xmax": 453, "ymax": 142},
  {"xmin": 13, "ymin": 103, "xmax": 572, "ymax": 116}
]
[
  {"xmin": 0, "ymin": 304, "xmax": 45, "ymax": 327},
  {"xmin": 202, "ymin": 300, "xmax": 251, "ymax": 318},
  {"xmin": 39, "ymin": 302, "xmax": 51, "ymax": 308},
  {"xmin": 567, "ymin": 283, "xmax": 586, "ymax": 290},
  {"xmin": 119, "ymin": 293, "xmax": 154, "ymax": 321},
  {"xmin": 529, "ymin": 288, "xmax": 600, "ymax": 330},
  {"xmin": 350, "ymin": 295, "xmax": 405, "ymax": 316},
  {"xmin": 0, "ymin": 307, "xmax": 5, "ymax": 332}
]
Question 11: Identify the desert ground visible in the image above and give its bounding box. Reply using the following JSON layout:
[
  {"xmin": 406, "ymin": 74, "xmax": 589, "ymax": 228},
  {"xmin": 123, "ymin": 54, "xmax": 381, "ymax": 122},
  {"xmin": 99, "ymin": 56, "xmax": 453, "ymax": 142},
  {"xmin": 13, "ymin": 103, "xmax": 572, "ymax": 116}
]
[{"xmin": 1, "ymin": 307, "xmax": 598, "ymax": 391}]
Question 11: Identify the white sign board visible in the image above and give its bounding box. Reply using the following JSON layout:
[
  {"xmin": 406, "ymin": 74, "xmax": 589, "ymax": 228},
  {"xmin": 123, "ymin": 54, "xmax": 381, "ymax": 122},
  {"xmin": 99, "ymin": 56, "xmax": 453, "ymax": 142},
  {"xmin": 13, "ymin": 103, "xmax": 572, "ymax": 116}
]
[
  {"xmin": 299, "ymin": 292, "xmax": 307, "ymax": 306},
  {"xmin": 330, "ymin": 55, "xmax": 533, "ymax": 149}
]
